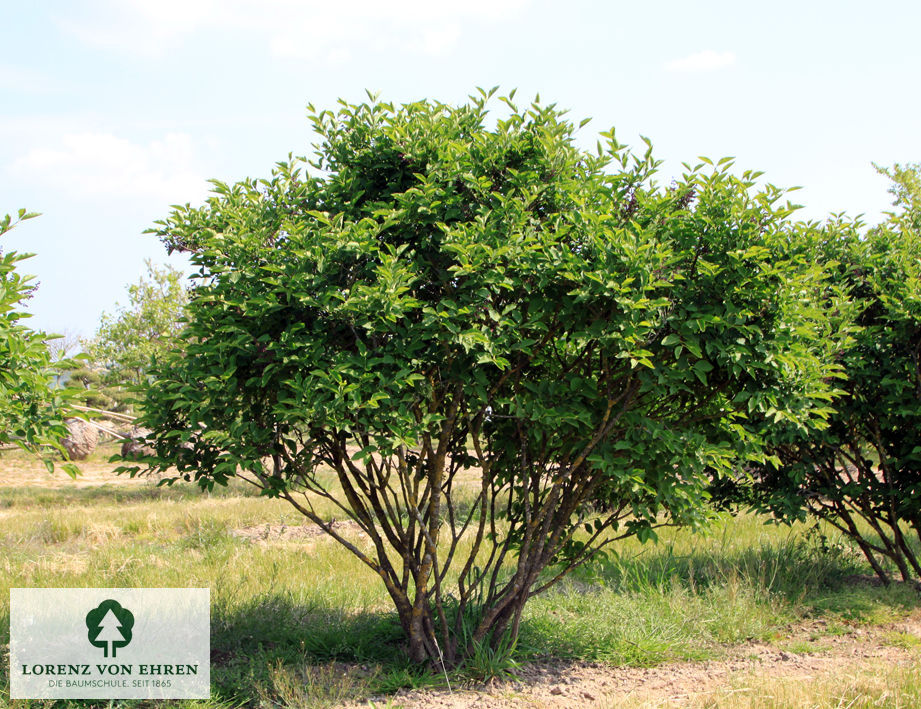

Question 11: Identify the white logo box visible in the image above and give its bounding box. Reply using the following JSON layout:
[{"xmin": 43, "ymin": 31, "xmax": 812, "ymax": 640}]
[{"xmin": 10, "ymin": 588, "xmax": 210, "ymax": 699}]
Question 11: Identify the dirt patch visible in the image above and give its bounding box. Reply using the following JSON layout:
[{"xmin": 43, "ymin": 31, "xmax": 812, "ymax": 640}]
[
  {"xmin": 232, "ymin": 520, "xmax": 365, "ymax": 544},
  {"xmin": 347, "ymin": 615, "xmax": 921, "ymax": 708},
  {"xmin": 0, "ymin": 445, "xmax": 148, "ymax": 489}
]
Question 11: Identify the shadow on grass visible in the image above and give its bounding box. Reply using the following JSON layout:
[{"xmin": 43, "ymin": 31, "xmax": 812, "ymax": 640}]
[
  {"xmin": 574, "ymin": 526, "xmax": 871, "ymax": 599},
  {"xmin": 590, "ymin": 524, "xmax": 921, "ymax": 616},
  {"xmin": 0, "ymin": 596, "xmax": 423, "ymax": 707},
  {"xmin": 210, "ymin": 593, "xmax": 443, "ymax": 704}
]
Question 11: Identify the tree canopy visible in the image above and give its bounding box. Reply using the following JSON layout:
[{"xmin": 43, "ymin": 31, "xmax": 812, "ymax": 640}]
[
  {"xmin": 0, "ymin": 210, "xmax": 75, "ymax": 472},
  {"xmin": 131, "ymin": 91, "xmax": 843, "ymax": 665}
]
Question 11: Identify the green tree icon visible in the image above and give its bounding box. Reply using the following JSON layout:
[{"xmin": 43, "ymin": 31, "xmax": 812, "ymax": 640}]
[{"xmin": 86, "ymin": 599, "xmax": 134, "ymax": 658}]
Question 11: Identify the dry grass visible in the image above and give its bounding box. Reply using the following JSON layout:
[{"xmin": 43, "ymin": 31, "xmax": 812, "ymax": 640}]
[{"xmin": 672, "ymin": 657, "xmax": 921, "ymax": 708}]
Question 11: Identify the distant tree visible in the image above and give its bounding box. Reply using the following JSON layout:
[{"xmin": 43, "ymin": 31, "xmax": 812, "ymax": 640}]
[
  {"xmin": 733, "ymin": 165, "xmax": 921, "ymax": 584},
  {"xmin": 45, "ymin": 330, "xmax": 81, "ymax": 363},
  {"xmin": 80, "ymin": 260, "xmax": 188, "ymax": 410},
  {"xmin": 63, "ymin": 361, "xmax": 124, "ymax": 412},
  {"xmin": 0, "ymin": 210, "xmax": 75, "ymax": 472},
  {"xmin": 130, "ymin": 93, "xmax": 842, "ymax": 666}
]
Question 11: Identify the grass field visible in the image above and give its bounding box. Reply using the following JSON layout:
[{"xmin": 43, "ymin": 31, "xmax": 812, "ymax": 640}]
[{"xmin": 1, "ymin": 443, "xmax": 919, "ymax": 708}]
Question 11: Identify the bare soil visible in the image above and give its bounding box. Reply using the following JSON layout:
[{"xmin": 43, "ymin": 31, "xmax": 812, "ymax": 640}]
[
  {"xmin": 232, "ymin": 520, "xmax": 366, "ymax": 543},
  {"xmin": 349, "ymin": 613, "xmax": 921, "ymax": 708},
  {"xmin": 0, "ymin": 444, "xmax": 141, "ymax": 488}
]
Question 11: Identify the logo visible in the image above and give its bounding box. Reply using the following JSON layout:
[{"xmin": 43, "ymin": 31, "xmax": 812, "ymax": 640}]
[
  {"xmin": 11, "ymin": 588, "xmax": 209, "ymax": 699},
  {"xmin": 86, "ymin": 599, "xmax": 135, "ymax": 658}
]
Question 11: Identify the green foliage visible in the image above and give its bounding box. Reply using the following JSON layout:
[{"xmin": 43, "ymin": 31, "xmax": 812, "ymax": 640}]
[
  {"xmin": 0, "ymin": 210, "xmax": 75, "ymax": 473},
  {"xmin": 876, "ymin": 161, "xmax": 921, "ymax": 231},
  {"xmin": 132, "ymin": 91, "xmax": 842, "ymax": 665},
  {"xmin": 736, "ymin": 165, "xmax": 921, "ymax": 583},
  {"xmin": 79, "ymin": 259, "xmax": 189, "ymax": 410}
]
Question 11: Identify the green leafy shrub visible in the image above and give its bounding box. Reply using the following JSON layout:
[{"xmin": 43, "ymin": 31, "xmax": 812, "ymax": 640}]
[
  {"xmin": 130, "ymin": 91, "xmax": 842, "ymax": 665},
  {"xmin": 733, "ymin": 165, "xmax": 921, "ymax": 584},
  {"xmin": 0, "ymin": 210, "xmax": 75, "ymax": 473}
]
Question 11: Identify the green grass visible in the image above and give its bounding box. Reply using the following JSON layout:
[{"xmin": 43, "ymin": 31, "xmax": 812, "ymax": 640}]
[
  {"xmin": 515, "ymin": 513, "xmax": 902, "ymax": 666},
  {"xmin": 0, "ymin": 456, "xmax": 918, "ymax": 708},
  {"xmin": 884, "ymin": 630, "xmax": 921, "ymax": 650},
  {"xmin": 775, "ymin": 638, "xmax": 827, "ymax": 654}
]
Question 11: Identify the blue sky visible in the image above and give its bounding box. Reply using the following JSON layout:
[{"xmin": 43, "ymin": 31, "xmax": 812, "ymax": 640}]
[{"xmin": 3, "ymin": 0, "xmax": 920, "ymax": 338}]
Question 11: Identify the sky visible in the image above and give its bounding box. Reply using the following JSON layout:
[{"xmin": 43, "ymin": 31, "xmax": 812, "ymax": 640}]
[{"xmin": 2, "ymin": 0, "xmax": 920, "ymax": 339}]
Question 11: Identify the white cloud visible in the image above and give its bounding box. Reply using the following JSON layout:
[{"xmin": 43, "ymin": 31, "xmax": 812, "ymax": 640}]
[
  {"xmin": 664, "ymin": 50, "xmax": 736, "ymax": 73},
  {"xmin": 9, "ymin": 132, "xmax": 208, "ymax": 202},
  {"xmin": 56, "ymin": 0, "xmax": 528, "ymax": 59}
]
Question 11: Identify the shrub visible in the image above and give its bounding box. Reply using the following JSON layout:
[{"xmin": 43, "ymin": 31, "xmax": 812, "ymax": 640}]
[
  {"xmin": 131, "ymin": 91, "xmax": 841, "ymax": 664},
  {"xmin": 0, "ymin": 210, "xmax": 75, "ymax": 472},
  {"xmin": 736, "ymin": 166, "xmax": 921, "ymax": 584}
]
